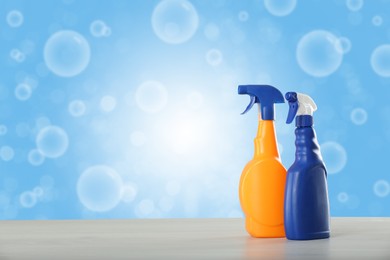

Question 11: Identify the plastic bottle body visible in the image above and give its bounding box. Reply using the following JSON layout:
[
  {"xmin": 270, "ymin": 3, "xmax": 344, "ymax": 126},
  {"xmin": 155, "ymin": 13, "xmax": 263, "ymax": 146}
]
[
  {"xmin": 239, "ymin": 120, "xmax": 287, "ymax": 238},
  {"xmin": 284, "ymin": 126, "xmax": 330, "ymax": 240}
]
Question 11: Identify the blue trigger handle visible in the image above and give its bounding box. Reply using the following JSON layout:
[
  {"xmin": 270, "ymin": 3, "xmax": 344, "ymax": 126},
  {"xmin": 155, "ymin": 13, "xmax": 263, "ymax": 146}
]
[
  {"xmin": 241, "ymin": 95, "xmax": 257, "ymax": 115},
  {"xmin": 286, "ymin": 92, "xmax": 298, "ymax": 124}
]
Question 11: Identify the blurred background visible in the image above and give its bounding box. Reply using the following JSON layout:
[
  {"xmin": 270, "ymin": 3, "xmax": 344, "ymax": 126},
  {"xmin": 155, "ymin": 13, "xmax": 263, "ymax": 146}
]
[{"xmin": 0, "ymin": 0, "xmax": 389, "ymax": 220}]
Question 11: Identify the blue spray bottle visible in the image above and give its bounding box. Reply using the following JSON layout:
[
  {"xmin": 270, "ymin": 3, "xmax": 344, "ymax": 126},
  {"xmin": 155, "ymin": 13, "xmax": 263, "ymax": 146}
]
[{"xmin": 284, "ymin": 92, "xmax": 330, "ymax": 240}]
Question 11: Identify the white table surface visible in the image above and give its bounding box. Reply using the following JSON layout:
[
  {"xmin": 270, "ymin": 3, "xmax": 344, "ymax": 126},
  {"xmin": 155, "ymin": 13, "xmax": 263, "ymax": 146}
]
[{"xmin": 0, "ymin": 218, "xmax": 389, "ymax": 259}]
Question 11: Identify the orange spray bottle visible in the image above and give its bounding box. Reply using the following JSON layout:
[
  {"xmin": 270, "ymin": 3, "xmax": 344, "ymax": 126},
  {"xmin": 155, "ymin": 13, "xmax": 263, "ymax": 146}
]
[{"xmin": 238, "ymin": 85, "xmax": 287, "ymax": 238}]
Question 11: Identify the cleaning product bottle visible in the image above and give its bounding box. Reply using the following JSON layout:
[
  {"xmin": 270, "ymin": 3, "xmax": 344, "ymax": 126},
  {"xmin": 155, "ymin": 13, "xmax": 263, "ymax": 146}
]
[
  {"xmin": 238, "ymin": 84, "xmax": 286, "ymax": 238},
  {"xmin": 284, "ymin": 92, "xmax": 330, "ymax": 240}
]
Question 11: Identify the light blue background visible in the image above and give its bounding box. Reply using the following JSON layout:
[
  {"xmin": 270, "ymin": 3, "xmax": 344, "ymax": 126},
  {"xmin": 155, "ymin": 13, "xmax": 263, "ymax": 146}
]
[{"xmin": 0, "ymin": 0, "xmax": 389, "ymax": 220}]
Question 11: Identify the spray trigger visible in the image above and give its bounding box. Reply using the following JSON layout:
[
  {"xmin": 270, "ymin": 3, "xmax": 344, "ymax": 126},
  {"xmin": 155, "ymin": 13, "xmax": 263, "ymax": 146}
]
[
  {"xmin": 286, "ymin": 92, "xmax": 298, "ymax": 124},
  {"xmin": 241, "ymin": 95, "xmax": 257, "ymax": 115}
]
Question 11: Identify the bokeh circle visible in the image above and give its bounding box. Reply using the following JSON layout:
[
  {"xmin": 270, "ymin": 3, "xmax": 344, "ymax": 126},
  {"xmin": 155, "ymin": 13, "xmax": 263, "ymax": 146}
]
[
  {"xmin": 6, "ymin": 10, "xmax": 24, "ymax": 28},
  {"xmin": 297, "ymin": 30, "xmax": 343, "ymax": 77},
  {"xmin": 28, "ymin": 149, "xmax": 45, "ymax": 166},
  {"xmin": 320, "ymin": 141, "xmax": 347, "ymax": 174},
  {"xmin": 372, "ymin": 15, "xmax": 383, "ymax": 26},
  {"xmin": 346, "ymin": 0, "xmax": 364, "ymax": 12},
  {"xmin": 135, "ymin": 81, "xmax": 168, "ymax": 113},
  {"xmin": 206, "ymin": 49, "xmax": 223, "ymax": 66},
  {"xmin": 19, "ymin": 191, "xmax": 37, "ymax": 208},
  {"xmin": 152, "ymin": 0, "xmax": 199, "ymax": 44},
  {"xmin": 36, "ymin": 126, "xmax": 69, "ymax": 158},
  {"xmin": 0, "ymin": 146, "xmax": 15, "ymax": 161},
  {"xmin": 90, "ymin": 20, "xmax": 111, "ymax": 37},
  {"xmin": 14, "ymin": 83, "xmax": 32, "ymax": 101},
  {"xmin": 68, "ymin": 100, "xmax": 86, "ymax": 117},
  {"xmin": 77, "ymin": 165, "xmax": 123, "ymax": 212},
  {"xmin": 264, "ymin": 0, "xmax": 297, "ymax": 17},
  {"xmin": 371, "ymin": 44, "xmax": 390, "ymax": 77},
  {"xmin": 373, "ymin": 180, "xmax": 390, "ymax": 198},
  {"xmin": 350, "ymin": 108, "xmax": 368, "ymax": 125},
  {"xmin": 337, "ymin": 192, "xmax": 349, "ymax": 203},
  {"xmin": 335, "ymin": 37, "xmax": 352, "ymax": 54},
  {"xmin": 44, "ymin": 30, "xmax": 91, "ymax": 77}
]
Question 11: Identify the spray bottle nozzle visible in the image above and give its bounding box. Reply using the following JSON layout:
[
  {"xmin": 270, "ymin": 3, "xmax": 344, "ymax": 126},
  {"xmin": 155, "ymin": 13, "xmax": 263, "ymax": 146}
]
[
  {"xmin": 286, "ymin": 92, "xmax": 317, "ymax": 124},
  {"xmin": 238, "ymin": 85, "xmax": 284, "ymax": 120}
]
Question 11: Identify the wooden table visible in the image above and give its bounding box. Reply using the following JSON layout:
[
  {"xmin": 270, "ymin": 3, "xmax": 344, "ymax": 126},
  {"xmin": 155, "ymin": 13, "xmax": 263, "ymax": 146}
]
[{"xmin": 0, "ymin": 218, "xmax": 388, "ymax": 259}]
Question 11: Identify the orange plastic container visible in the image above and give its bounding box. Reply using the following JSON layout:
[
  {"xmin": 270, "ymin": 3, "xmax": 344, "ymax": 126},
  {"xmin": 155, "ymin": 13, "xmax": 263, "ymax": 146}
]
[{"xmin": 239, "ymin": 119, "xmax": 287, "ymax": 238}]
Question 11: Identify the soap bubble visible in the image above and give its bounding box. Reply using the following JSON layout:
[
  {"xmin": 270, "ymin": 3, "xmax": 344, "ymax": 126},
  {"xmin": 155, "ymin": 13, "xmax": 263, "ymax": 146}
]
[
  {"xmin": 28, "ymin": 149, "xmax": 45, "ymax": 166},
  {"xmin": 238, "ymin": 11, "xmax": 249, "ymax": 22},
  {"xmin": 6, "ymin": 10, "xmax": 24, "ymax": 28},
  {"xmin": 10, "ymin": 49, "xmax": 26, "ymax": 62},
  {"xmin": 206, "ymin": 49, "xmax": 223, "ymax": 66},
  {"xmin": 136, "ymin": 199, "xmax": 155, "ymax": 217},
  {"xmin": 19, "ymin": 191, "xmax": 37, "ymax": 208},
  {"xmin": 130, "ymin": 131, "xmax": 146, "ymax": 147},
  {"xmin": 372, "ymin": 15, "xmax": 383, "ymax": 26},
  {"xmin": 14, "ymin": 83, "xmax": 32, "ymax": 101},
  {"xmin": 165, "ymin": 180, "xmax": 181, "ymax": 196},
  {"xmin": 135, "ymin": 81, "xmax": 168, "ymax": 113},
  {"xmin": 44, "ymin": 30, "xmax": 91, "ymax": 77},
  {"xmin": 297, "ymin": 30, "xmax": 343, "ymax": 77},
  {"xmin": 321, "ymin": 142, "xmax": 347, "ymax": 174},
  {"xmin": 77, "ymin": 165, "xmax": 123, "ymax": 212},
  {"xmin": 100, "ymin": 95, "xmax": 117, "ymax": 112},
  {"xmin": 350, "ymin": 108, "xmax": 368, "ymax": 125},
  {"xmin": 337, "ymin": 192, "xmax": 349, "ymax": 203},
  {"xmin": 90, "ymin": 20, "xmax": 111, "ymax": 37},
  {"xmin": 204, "ymin": 23, "xmax": 220, "ymax": 41},
  {"xmin": 151, "ymin": 0, "xmax": 199, "ymax": 44},
  {"xmin": 264, "ymin": 0, "xmax": 297, "ymax": 17},
  {"xmin": 0, "ymin": 146, "xmax": 15, "ymax": 161},
  {"xmin": 346, "ymin": 0, "xmax": 364, "ymax": 12},
  {"xmin": 0, "ymin": 125, "xmax": 7, "ymax": 135},
  {"xmin": 371, "ymin": 44, "xmax": 390, "ymax": 77},
  {"xmin": 335, "ymin": 37, "xmax": 352, "ymax": 54},
  {"xmin": 121, "ymin": 183, "xmax": 137, "ymax": 203},
  {"xmin": 373, "ymin": 180, "xmax": 390, "ymax": 197},
  {"xmin": 36, "ymin": 126, "xmax": 69, "ymax": 158},
  {"xmin": 68, "ymin": 100, "xmax": 86, "ymax": 117}
]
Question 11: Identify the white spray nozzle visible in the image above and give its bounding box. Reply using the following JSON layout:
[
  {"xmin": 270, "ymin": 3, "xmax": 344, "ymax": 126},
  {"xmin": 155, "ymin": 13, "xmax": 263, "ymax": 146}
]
[
  {"xmin": 285, "ymin": 92, "xmax": 317, "ymax": 124},
  {"xmin": 296, "ymin": 93, "xmax": 317, "ymax": 116}
]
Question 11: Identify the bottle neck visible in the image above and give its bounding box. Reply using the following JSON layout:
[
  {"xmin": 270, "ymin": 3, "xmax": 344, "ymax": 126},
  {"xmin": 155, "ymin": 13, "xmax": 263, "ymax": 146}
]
[
  {"xmin": 296, "ymin": 115, "xmax": 313, "ymax": 127},
  {"xmin": 254, "ymin": 120, "xmax": 280, "ymax": 159},
  {"xmin": 294, "ymin": 126, "xmax": 323, "ymax": 162}
]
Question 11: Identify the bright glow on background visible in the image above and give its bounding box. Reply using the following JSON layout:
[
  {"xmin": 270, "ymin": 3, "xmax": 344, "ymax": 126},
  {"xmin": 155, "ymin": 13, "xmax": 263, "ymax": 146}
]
[{"xmin": 0, "ymin": 0, "xmax": 389, "ymax": 220}]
